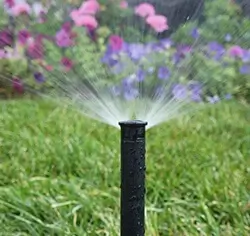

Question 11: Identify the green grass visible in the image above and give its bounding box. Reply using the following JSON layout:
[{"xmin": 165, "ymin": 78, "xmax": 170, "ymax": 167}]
[{"xmin": 0, "ymin": 100, "xmax": 250, "ymax": 236}]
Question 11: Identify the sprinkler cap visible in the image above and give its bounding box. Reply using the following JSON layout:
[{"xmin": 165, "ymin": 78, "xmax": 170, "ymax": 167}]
[{"xmin": 119, "ymin": 120, "xmax": 148, "ymax": 127}]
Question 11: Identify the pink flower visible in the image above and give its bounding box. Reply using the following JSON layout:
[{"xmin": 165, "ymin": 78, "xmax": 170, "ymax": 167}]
[
  {"xmin": 228, "ymin": 45, "xmax": 244, "ymax": 58},
  {"xmin": 12, "ymin": 77, "xmax": 24, "ymax": 94},
  {"xmin": 61, "ymin": 57, "xmax": 73, "ymax": 71},
  {"xmin": 17, "ymin": 29, "xmax": 31, "ymax": 45},
  {"xmin": 109, "ymin": 35, "xmax": 123, "ymax": 51},
  {"xmin": 11, "ymin": 2, "xmax": 31, "ymax": 16},
  {"xmin": 120, "ymin": 1, "xmax": 128, "ymax": 9},
  {"xmin": 55, "ymin": 28, "xmax": 75, "ymax": 48},
  {"xmin": 74, "ymin": 15, "xmax": 98, "ymax": 29},
  {"xmin": 5, "ymin": 0, "xmax": 15, "ymax": 8},
  {"xmin": 146, "ymin": 15, "xmax": 169, "ymax": 33},
  {"xmin": 27, "ymin": 36, "xmax": 44, "ymax": 59},
  {"xmin": 0, "ymin": 49, "xmax": 6, "ymax": 58},
  {"xmin": 135, "ymin": 3, "xmax": 155, "ymax": 18},
  {"xmin": 62, "ymin": 22, "xmax": 72, "ymax": 32},
  {"xmin": 45, "ymin": 65, "xmax": 53, "ymax": 71},
  {"xmin": 79, "ymin": 0, "xmax": 100, "ymax": 15},
  {"xmin": 70, "ymin": 9, "xmax": 81, "ymax": 21}
]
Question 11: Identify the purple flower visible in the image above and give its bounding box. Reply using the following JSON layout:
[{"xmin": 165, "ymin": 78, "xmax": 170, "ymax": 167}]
[
  {"xmin": 208, "ymin": 42, "xmax": 224, "ymax": 52},
  {"xmin": 136, "ymin": 69, "xmax": 146, "ymax": 81},
  {"xmin": 0, "ymin": 29, "xmax": 13, "ymax": 48},
  {"xmin": 147, "ymin": 67, "xmax": 155, "ymax": 74},
  {"xmin": 124, "ymin": 87, "xmax": 139, "ymax": 100},
  {"xmin": 27, "ymin": 36, "xmax": 44, "ymax": 59},
  {"xmin": 126, "ymin": 43, "xmax": 145, "ymax": 61},
  {"xmin": 101, "ymin": 46, "xmax": 118, "ymax": 67},
  {"xmin": 121, "ymin": 75, "xmax": 139, "ymax": 100},
  {"xmin": 122, "ymin": 75, "xmax": 136, "ymax": 87},
  {"xmin": 145, "ymin": 42, "xmax": 162, "ymax": 53},
  {"xmin": 225, "ymin": 34, "xmax": 232, "ymax": 42},
  {"xmin": 225, "ymin": 94, "xmax": 232, "ymax": 100},
  {"xmin": 55, "ymin": 28, "xmax": 75, "ymax": 48},
  {"xmin": 34, "ymin": 72, "xmax": 45, "ymax": 83},
  {"xmin": 160, "ymin": 38, "xmax": 172, "ymax": 49},
  {"xmin": 242, "ymin": 50, "xmax": 250, "ymax": 63},
  {"xmin": 172, "ymin": 84, "xmax": 188, "ymax": 100},
  {"xmin": 18, "ymin": 29, "xmax": 31, "ymax": 45},
  {"xmin": 239, "ymin": 65, "xmax": 250, "ymax": 75},
  {"xmin": 190, "ymin": 28, "xmax": 199, "ymax": 39},
  {"xmin": 188, "ymin": 81, "xmax": 203, "ymax": 102},
  {"xmin": 207, "ymin": 42, "xmax": 225, "ymax": 60},
  {"xmin": 207, "ymin": 95, "xmax": 220, "ymax": 104},
  {"xmin": 157, "ymin": 66, "xmax": 170, "ymax": 80}
]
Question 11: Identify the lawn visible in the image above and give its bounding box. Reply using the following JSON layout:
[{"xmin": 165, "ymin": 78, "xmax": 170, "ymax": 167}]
[{"xmin": 0, "ymin": 100, "xmax": 249, "ymax": 236}]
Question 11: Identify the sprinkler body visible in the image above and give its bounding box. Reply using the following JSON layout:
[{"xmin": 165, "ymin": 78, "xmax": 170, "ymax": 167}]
[{"xmin": 119, "ymin": 120, "xmax": 147, "ymax": 236}]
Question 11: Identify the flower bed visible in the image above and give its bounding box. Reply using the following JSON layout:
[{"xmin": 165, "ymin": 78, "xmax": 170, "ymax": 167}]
[{"xmin": 0, "ymin": 0, "xmax": 249, "ymax": 102}]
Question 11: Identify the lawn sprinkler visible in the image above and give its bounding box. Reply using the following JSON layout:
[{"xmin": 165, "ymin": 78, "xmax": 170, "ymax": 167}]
[{"xmin": 119, "ymin": 120, "xmax": 147, "ymax": 236}]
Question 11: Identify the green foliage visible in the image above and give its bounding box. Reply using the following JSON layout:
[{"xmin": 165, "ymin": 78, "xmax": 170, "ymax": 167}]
[{"xmin": 173, "ymin": 0, "xmax": 250, "ymax": 46}]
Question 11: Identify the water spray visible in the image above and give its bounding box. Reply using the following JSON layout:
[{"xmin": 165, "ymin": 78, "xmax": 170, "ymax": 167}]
[{"xmin": 119, "ymin": 120, "xmax": 147, "ymax": 236}]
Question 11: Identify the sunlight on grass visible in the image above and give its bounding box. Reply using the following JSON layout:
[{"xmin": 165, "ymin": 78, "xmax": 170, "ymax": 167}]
[{"xmin": 0, "ymin": 100, "xmax": 250, "ymax": 235}]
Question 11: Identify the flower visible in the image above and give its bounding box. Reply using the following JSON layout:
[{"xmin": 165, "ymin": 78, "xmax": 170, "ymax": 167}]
[
  {"xmin": 172, "ymin": 84, "xmax": 188, "ymax": 100},
  {"xmin": 160, "ymin": 38, "xmax": 172, "ymax": 49},
  {"xmin": 146, "ymin": 15, "xmax": 169, "ymax": 33},
  {"xmin": 225, "ymin": 94, "xmax": 232, "ymax": 100},
  {"xmin": 228, "ymin": 45, "xmax": 244, "ymax": 58},
  {"xmin": 27, "ymin": 36, "xmax": 44, "ymax": 59},
  {"xmin": 55, "ymin": 28, "xmax": 75, "ymax": 48},
  {"xmin": 70, "ymin": 9, "xmax": 81, "ymax": 22},
  {"xmin": 225, "ymin": 34, "xmax": 232, "ymax": 42},
  {"xmin": 32, "ymin": 2, "xmax": 46, "ymax": 17},
  {"xmin": 109, "ymin": 35, "xmax": 123, "ymax": 52},
  {"xmin": 242, "ymin": 50, "xmax": 250, "ymax": 63},
  {"xmin": 61, "ymin": 57, "xmax": 73, "ymax": 71},
  {"xmin": 134, "ymin": 3, "xmax": 155, "ymax": 18},
  {"xmin": 0, "ymin": 29, "xmax": 13, "ymax": 48},
  {"xmin": 17, "ymin": 29, "xmax": 31, "ymax": 45},
  {"xmin": 34, "ymin": 72, "xmax": 45, "ymax": 83},
  {"xmin": 207, "ymin": 95, "xmax": 220, "ymax": 104},
  {"xmin": 73, "ymin": 15, "xmax": 98, "ymax": 29},
  {"xmin": 79, "ymin": 0, "xmax": 100, "ymax": 15},
  {"xmin": 136, "ymin": 69, "xmax": 146, "ymax": 81},
  {"xmin": 0, "ymin": 49, "xmax": 6, "ymax": 58},
  {"xmin": 12, "ymin": 77, "xmax": 24, "ymax": 93},
  {"xmin": 126, "ymin": 43, "xmax": 145, "ymax": 61},
  {"xmin": 11, "ymin": 2, "xmax": 31, "ymax": 16},
  {"xmin": 4, "ymin": 0, "xmax": 15, "ymax": 8},
  {"xmin": 239, "ymin": 65, "xmax": 250, "ymax": 74},
  {"xmin": 124, "ymin": 87, "xmax": 139, "ymax": 100},
  {"xmin": 121, "ymin": 76, "xmax": 139, "ymax": 100},
  {"xmin": 207, "ymin": 42, "xmax": 225, "ymax": 60},
  {"xmin": 120, "ymin": 1, "xmax": 128, "ymax": 9},
  {"xmin": 101, "ymin": 45, "xmax": 118, "ymax": 67},
  {"xmin": 188, "ymin": 82, "xmax": 203, "ymax": 102},
  {"xmin": 157, "ymin": 66, "xmax": 170, "ymax": 80},
  {"xmin": 190, "ymin": 28, "xmax": 199, "ymax": 39}
]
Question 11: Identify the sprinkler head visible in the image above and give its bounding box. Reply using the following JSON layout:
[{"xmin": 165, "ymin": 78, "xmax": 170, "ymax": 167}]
[{"xmin": 119, "ymin": 120, "xmax": 147, "ymax": 236}]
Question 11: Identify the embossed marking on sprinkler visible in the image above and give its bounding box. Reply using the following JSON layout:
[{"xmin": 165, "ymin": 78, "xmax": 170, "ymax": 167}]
[{"xmin": 119, "ymin": 120, "xmax": 147, "ymax": 236}]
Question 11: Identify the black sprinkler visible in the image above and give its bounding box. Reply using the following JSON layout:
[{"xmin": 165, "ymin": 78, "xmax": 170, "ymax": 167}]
[{"xmin": 119, "ymin": 120, "xmax": 147, "ymax": 236}]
